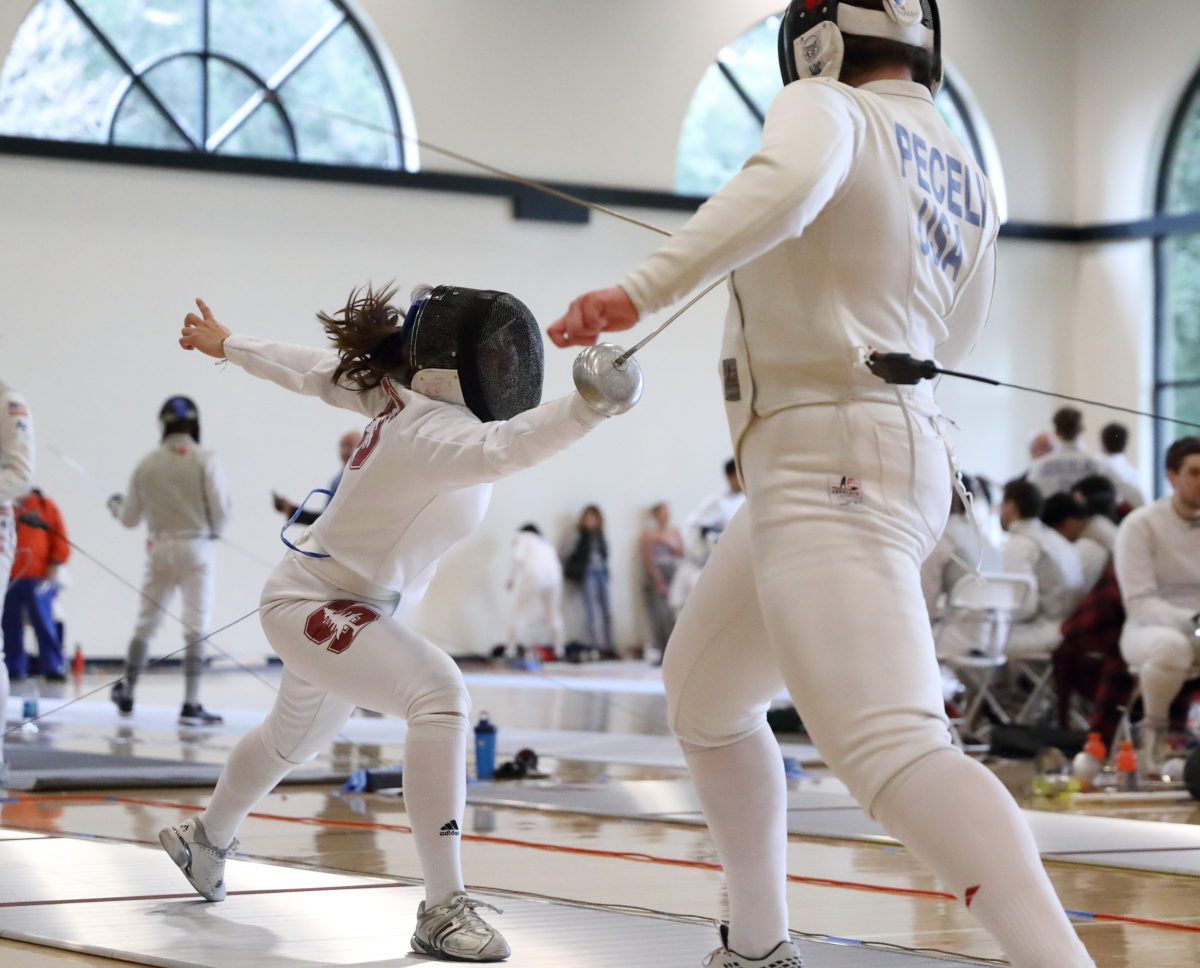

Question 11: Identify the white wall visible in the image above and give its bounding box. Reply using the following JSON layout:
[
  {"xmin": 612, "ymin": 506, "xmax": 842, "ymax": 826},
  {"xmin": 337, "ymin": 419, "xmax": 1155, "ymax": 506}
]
[{"xmin": 2, "ymin": 1, "xmax": 1199, "ymax": 661}]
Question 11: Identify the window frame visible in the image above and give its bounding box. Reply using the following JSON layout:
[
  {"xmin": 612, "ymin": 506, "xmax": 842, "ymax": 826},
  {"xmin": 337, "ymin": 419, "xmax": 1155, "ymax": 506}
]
[
  {"xmin": 4, "ymin": 0, "xmax": 417, "ymax": 170},
  {"xmin": 1153, "ymin": 61, "xmax": 1200, "ymax": 486}
]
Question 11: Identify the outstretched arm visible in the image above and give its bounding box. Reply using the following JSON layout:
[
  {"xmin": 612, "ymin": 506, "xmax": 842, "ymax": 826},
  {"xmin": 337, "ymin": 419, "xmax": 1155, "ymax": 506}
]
[{"xmin": 180, "ymin": 298, "xmax": 386, "ymax": 417}]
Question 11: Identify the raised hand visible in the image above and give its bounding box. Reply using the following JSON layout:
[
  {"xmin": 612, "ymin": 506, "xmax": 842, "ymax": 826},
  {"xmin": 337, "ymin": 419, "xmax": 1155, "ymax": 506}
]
[{"xmin": 180, "ymin": 298, "xmax": 232, "ymax": 359}]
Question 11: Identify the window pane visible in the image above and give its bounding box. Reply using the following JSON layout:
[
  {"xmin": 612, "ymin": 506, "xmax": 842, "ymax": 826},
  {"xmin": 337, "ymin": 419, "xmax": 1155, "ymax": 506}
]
[
  {"xmin": 110, "ymin": 83, "xmax": 193, "ymax": 149},
  {"xmin": 0, "ymin": 0, "xmax": 125, "ymax": 142},
  {"xmin": 675, "ymin": 63, "xmax": 767, "ymax": 197},
  {"xmin": 142, "ymin": 54, "xmax": 202, "ymax": 144},
  {"xmin": 209, "ymin": 0, "xmax": 339, "ymax": 83},
  {"xmin": 1162, "ymin": 233, "xmax": 1200, "ymax": 381},
  {"xmin": 206, "ymin": 58, "xmax": 266, "ymax": 148},
  {"xmin": 75, "ymin": 0, "xmax": 199, "ymax": 69},
  {"xmin": 218, "ymin": 102, "xmax": 294, "ymax": 160},
  {"xmin": 1164, "ymin": 86, "xmax": 1200, "ymax": 216},
  {"xmin": 277, "ymin": 23, "xmax": 396, "ymax": 168}
]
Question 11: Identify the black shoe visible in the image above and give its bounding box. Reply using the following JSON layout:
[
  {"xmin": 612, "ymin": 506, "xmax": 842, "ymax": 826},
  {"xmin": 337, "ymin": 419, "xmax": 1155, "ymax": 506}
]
[
  {"xmin": 111, "ymin": 680, "xmax": 133, "ymax": 716},
  {"xmin": 179, "ymin": 704, "xmax": 223, "ymax": 726},
  {"xmin": 44, "ymin": 673, "xmax": 66, "ymax": 683}
]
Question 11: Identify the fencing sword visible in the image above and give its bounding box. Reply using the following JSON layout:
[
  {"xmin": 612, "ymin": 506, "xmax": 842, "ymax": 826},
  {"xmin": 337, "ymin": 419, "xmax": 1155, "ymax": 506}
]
[{"xmin": 290, "ymin": 99, "xmax": 1197, "ymax": 435}]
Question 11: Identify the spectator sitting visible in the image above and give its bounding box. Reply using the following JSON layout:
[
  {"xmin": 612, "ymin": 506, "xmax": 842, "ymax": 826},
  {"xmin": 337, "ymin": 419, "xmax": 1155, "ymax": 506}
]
[
  {"xmin": 1098, "ymin": 422, "xmax": 1146, "ymax": 511},
  {"xmin": 1000, "ymin": 479, "xmax": 1085, "ymax": 659},
  {"xmin": 1113, "ymin": 436, "xmax": 1200, "ymax": 773},
  {"xmin": 1041, "ymin": 492, "xmax": 1107, "ymax": 598},
  {"xmin": 1026, "ymin": 407, "xmax": 1106, "ymax": 499},
  {"xmin": 1072, "ymin": 474, "xmax": 1120, "ymax": 547},
  {"xmin": 2, "ymin": 488, "xmax": 70, "ymax": 681}
]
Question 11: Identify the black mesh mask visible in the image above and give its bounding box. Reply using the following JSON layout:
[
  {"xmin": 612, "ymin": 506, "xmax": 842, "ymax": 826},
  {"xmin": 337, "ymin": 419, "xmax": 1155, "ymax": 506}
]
[{"xmin": 400, "ymin": 286, "xmax": 544, "ymax": 422}]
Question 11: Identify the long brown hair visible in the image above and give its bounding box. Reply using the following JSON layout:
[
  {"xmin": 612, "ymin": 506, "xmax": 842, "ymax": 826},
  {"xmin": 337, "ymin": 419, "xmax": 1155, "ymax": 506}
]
[{"xmin": 317, "ymin": 283, "xmax": 406, "ymax": 390}]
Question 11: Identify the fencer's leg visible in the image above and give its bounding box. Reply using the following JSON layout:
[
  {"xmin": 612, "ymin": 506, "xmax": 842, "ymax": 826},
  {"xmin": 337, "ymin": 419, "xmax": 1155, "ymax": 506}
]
[
  {"xmin": 664, "ymin": 508, "xmax": 790, "ymax": 959},
  {"xmin": 1121, "ymin": 626, "xmax": 1193, "ymax": 727},
  {"xmin": 180, "ymin": 540, "xmax": 216, "ymax": 708},
  {"xmin": 201, "ymin": 667, "xmax": 355, "ymax": 848},
  {"xmin": 544, "ymin": 584, "xmax": 566, "ymax": 655},
  {"xmin": 123, "ymin": 546, "xmax": 175, "ymax": 700},
  {"xmin": 402, "ymin": 687, "xmax": 470, "ymax": 905},
  {"xmin": 873, "ymin": 749, "xmax": 1094, "ymax": 968},
  {"xmin": 739, "ymin": 405, "xmax": 1094, "ymax": 968}
]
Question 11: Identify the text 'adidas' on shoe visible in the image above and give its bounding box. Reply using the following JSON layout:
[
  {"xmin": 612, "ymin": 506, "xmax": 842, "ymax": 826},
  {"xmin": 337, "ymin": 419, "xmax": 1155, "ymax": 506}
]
[
  {"xmin": 702, "ymin": 925, "xmax": 804, "ymax": 968},
  {"xmin": 411, "ymin": 893, "xmax": 510, "ymax": 962},
  {"xmin": 178, "ymin": 703, "xmax": 223, "ymax": 726},
  {"xmin": 158, "ymin": 815, "xmax": 238, "ymax": 901}
]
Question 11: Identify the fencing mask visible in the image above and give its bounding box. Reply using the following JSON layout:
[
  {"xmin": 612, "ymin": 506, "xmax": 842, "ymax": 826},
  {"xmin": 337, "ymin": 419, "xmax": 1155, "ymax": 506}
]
[
  {"xmin": 778, "ymin": 0, "xmax": 941, "ymax": 95},
  {"xmin": 399, "ymin": 285, "xmax": 543, "ymax": 422},
  {"xmin": 159, "ymin": 395, "xmax": 200, "ymax": 442}
]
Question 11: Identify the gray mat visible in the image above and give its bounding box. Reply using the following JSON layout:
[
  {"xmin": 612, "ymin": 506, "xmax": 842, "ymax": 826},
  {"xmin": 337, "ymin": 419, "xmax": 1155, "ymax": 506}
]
[{"xmin": 2, "ymin": 747, "xmax": 343, "ymax": 792}]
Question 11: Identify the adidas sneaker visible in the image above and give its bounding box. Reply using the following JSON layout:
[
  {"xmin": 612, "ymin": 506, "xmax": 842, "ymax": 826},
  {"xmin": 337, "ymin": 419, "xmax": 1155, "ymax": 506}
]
[
  {"xmin": 702, "ymin": 925, "xmax": 804, "ymax": 968},
  {"xmin": 411, "ymin": 892, "xmax": 510, "ymax": 962},
  {"xmin": 158, "ymin": 815, "xmax": 238, "ymax": 901}
]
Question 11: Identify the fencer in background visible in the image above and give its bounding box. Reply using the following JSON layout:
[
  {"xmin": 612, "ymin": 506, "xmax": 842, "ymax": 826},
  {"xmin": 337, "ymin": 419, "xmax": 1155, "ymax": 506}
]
[
  {"xmin": 1026, "ymin": 408, "xmax": 1105, "ymax": 499},
  {"xmin": 549, "ymin": 2, "xmax": 1095, "ymax": 965},
  {"xmin": 681, "ymin": 458, "xmax": 744, "ymax": 559},
  {"xmin": 272, "ymin": 429, "xmax": 361, "ymax": 526},
  {"xmin": 162, "ymin": 285, "xmax": 638, "ymax": 962},
  {"xmin": 504, "ymin": 523, "xmax": 565, "ymax": 659},
  {"xmin": 0, "ymin": 378, "xmax": 34, "ymax": 786},
  {"xmin": 108, "ymin": 396, "xmax": 231, "ymax": 726},
  {"xmin": 1114, "ymin": 436, "xmax": 1200, "ymax": 775}
]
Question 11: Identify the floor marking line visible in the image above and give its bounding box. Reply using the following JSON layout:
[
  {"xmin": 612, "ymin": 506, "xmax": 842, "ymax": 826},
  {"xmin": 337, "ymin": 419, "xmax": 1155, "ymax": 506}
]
[
  {"xmin": 0, "ymin": 881, "xmax": 404, "ymax": 909},
  {"xmin": 8, "ymin": 795, "xmax": 1200, "ymax": 934}
]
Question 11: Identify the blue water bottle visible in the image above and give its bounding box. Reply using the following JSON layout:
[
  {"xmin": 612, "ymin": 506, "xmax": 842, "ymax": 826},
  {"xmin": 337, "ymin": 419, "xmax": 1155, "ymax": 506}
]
[{"xmin": 474, "ymin": 712, "xmax": 496, "ymax": 780}]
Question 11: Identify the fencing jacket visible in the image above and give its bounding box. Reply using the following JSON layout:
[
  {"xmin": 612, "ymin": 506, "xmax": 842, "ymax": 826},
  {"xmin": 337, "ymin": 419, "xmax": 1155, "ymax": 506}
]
[
  {"xmin": 1002, "ymin": 518, "xmax": 1086, "ymax": 624},
  {"xmin": 1114, "ymin": 497, "xmax": 1200, "ymax": 633},
  {"xmin": 119, "ymin": 433, "xmax": 230, "ymax": 539},
  {"xmin": 0, "ymin": 379, "xmax": 34, "ymax": 511},
  {"xmin": 224, "ymin": 336, "xmax": 605, "ymax": 603},
  {"xmin": 620, "ymin": 77, "xmax": 999, "ymax": 449}
]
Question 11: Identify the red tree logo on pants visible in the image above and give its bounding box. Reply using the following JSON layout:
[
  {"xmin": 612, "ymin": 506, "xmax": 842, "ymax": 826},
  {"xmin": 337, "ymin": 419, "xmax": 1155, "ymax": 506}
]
[{"xmin": 304, "ymin": 600, "xmax": 381, "ymax": 654}]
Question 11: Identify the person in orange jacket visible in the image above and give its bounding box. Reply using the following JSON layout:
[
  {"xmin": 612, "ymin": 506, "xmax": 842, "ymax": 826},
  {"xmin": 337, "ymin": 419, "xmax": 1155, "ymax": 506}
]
[{"xmin": 2, "ymin": 488, "xmax": 69, "ymax": 680}]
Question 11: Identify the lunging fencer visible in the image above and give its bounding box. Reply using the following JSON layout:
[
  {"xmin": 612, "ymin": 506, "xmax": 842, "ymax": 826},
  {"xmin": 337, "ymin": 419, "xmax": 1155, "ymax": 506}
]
[
  {"xmin": 161, "ymin": 284, "xmax": 640, "ymax": 962},
  {"xmin": 550, "ymin": 3, "xmax": 1095, "ymax": 966},
  {"xmin": 108, "ymin": 396, "xmax": 232, "ymax": 725}
]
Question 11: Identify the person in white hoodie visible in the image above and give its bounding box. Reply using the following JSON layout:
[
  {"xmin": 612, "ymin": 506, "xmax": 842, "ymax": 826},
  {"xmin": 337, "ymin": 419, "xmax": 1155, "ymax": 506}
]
[
  {"xmin": 0, "ymin": 379, "xmax": 34, "ymax": 786},
  {"xmin": 157, "ymin": 286, "xmax": 636, "ymax": 963},
  {"xmin": 547, "ymin": 3, "xmax": 1094, "ymax": 966}
]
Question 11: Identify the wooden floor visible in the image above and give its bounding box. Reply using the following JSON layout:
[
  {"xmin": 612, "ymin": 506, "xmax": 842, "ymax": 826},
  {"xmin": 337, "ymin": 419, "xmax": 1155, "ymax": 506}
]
[{"xmin": 2, "ymin": 666, "xmax": 1198, "ymax": 966}]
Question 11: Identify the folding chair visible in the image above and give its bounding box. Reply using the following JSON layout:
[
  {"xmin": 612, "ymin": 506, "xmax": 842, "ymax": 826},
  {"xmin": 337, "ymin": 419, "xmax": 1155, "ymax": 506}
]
[{"xmin": 935, "ymin": 572, "xmax": 1035, "ymax": 737}]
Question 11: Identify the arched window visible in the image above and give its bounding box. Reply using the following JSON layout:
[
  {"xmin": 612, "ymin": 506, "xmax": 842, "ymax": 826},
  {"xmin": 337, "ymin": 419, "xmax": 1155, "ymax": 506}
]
[
  {"xmin": 0, "ymin": 0, "xmax": 417, "ymax": 170},
  {"xmin": 1155, "ymin": 66, "xmax": 1200, "ymax": 449},
  {"xmin": 675, "ymin": 13, "xmax": 1005, "ymax": 215}
]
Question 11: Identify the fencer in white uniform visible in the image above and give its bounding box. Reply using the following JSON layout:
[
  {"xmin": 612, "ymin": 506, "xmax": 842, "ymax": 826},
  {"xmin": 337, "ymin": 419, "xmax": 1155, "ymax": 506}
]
[
  {"xmin": 159, "ymin": 287, "xmax": 636, "ymax": 963},
  {"xmin": 0, "ymin": 379, "xmax": 35, "ymax": 781},
  {"xmin": 550, "ymin": 3, "xmax": 1094, "ymax": 966},
  {"xmin": 109, "ymin": 397, "xmax": 232, "ymax": 725},
  {"xmin": 505, "ymin": 525, "xmax": 565, "ymax": 656}
]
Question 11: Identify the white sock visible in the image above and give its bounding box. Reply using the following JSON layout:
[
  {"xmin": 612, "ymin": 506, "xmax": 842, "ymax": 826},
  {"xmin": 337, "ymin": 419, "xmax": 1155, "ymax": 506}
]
[
  {"xmin": 872, "ymin": 748, "xmax": 1095, "ymax": 968},
  {"xmin": 683, "ymin": 724, "xmax": 789, "ymax": 958},
  {"xmin": 201, "ymin": 725, "xmax": 294, "ymax": 849},
  {"xmin": 403, "ymin": 713, "xmax": 468, "ymax": 907}
]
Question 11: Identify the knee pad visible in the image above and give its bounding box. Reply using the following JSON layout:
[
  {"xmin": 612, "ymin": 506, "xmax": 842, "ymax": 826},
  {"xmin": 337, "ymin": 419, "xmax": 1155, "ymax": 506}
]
[{"xmin": 406, "ymin": 684, "xmax": 470, "ymax": 730}]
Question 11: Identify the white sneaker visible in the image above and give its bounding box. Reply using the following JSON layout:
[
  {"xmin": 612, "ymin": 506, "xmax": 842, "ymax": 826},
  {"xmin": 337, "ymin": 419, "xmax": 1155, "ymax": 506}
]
[
  {"xmin": 702, "ymin": 925, "xmax": 804, "ymax": 968},
  {"xmin": 411, "ymin": 892, "xmax": 510, "ymax": 961},
  {"xmin": 158, "ymin": 815, "xmax": 238, "ymax": 901}
]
